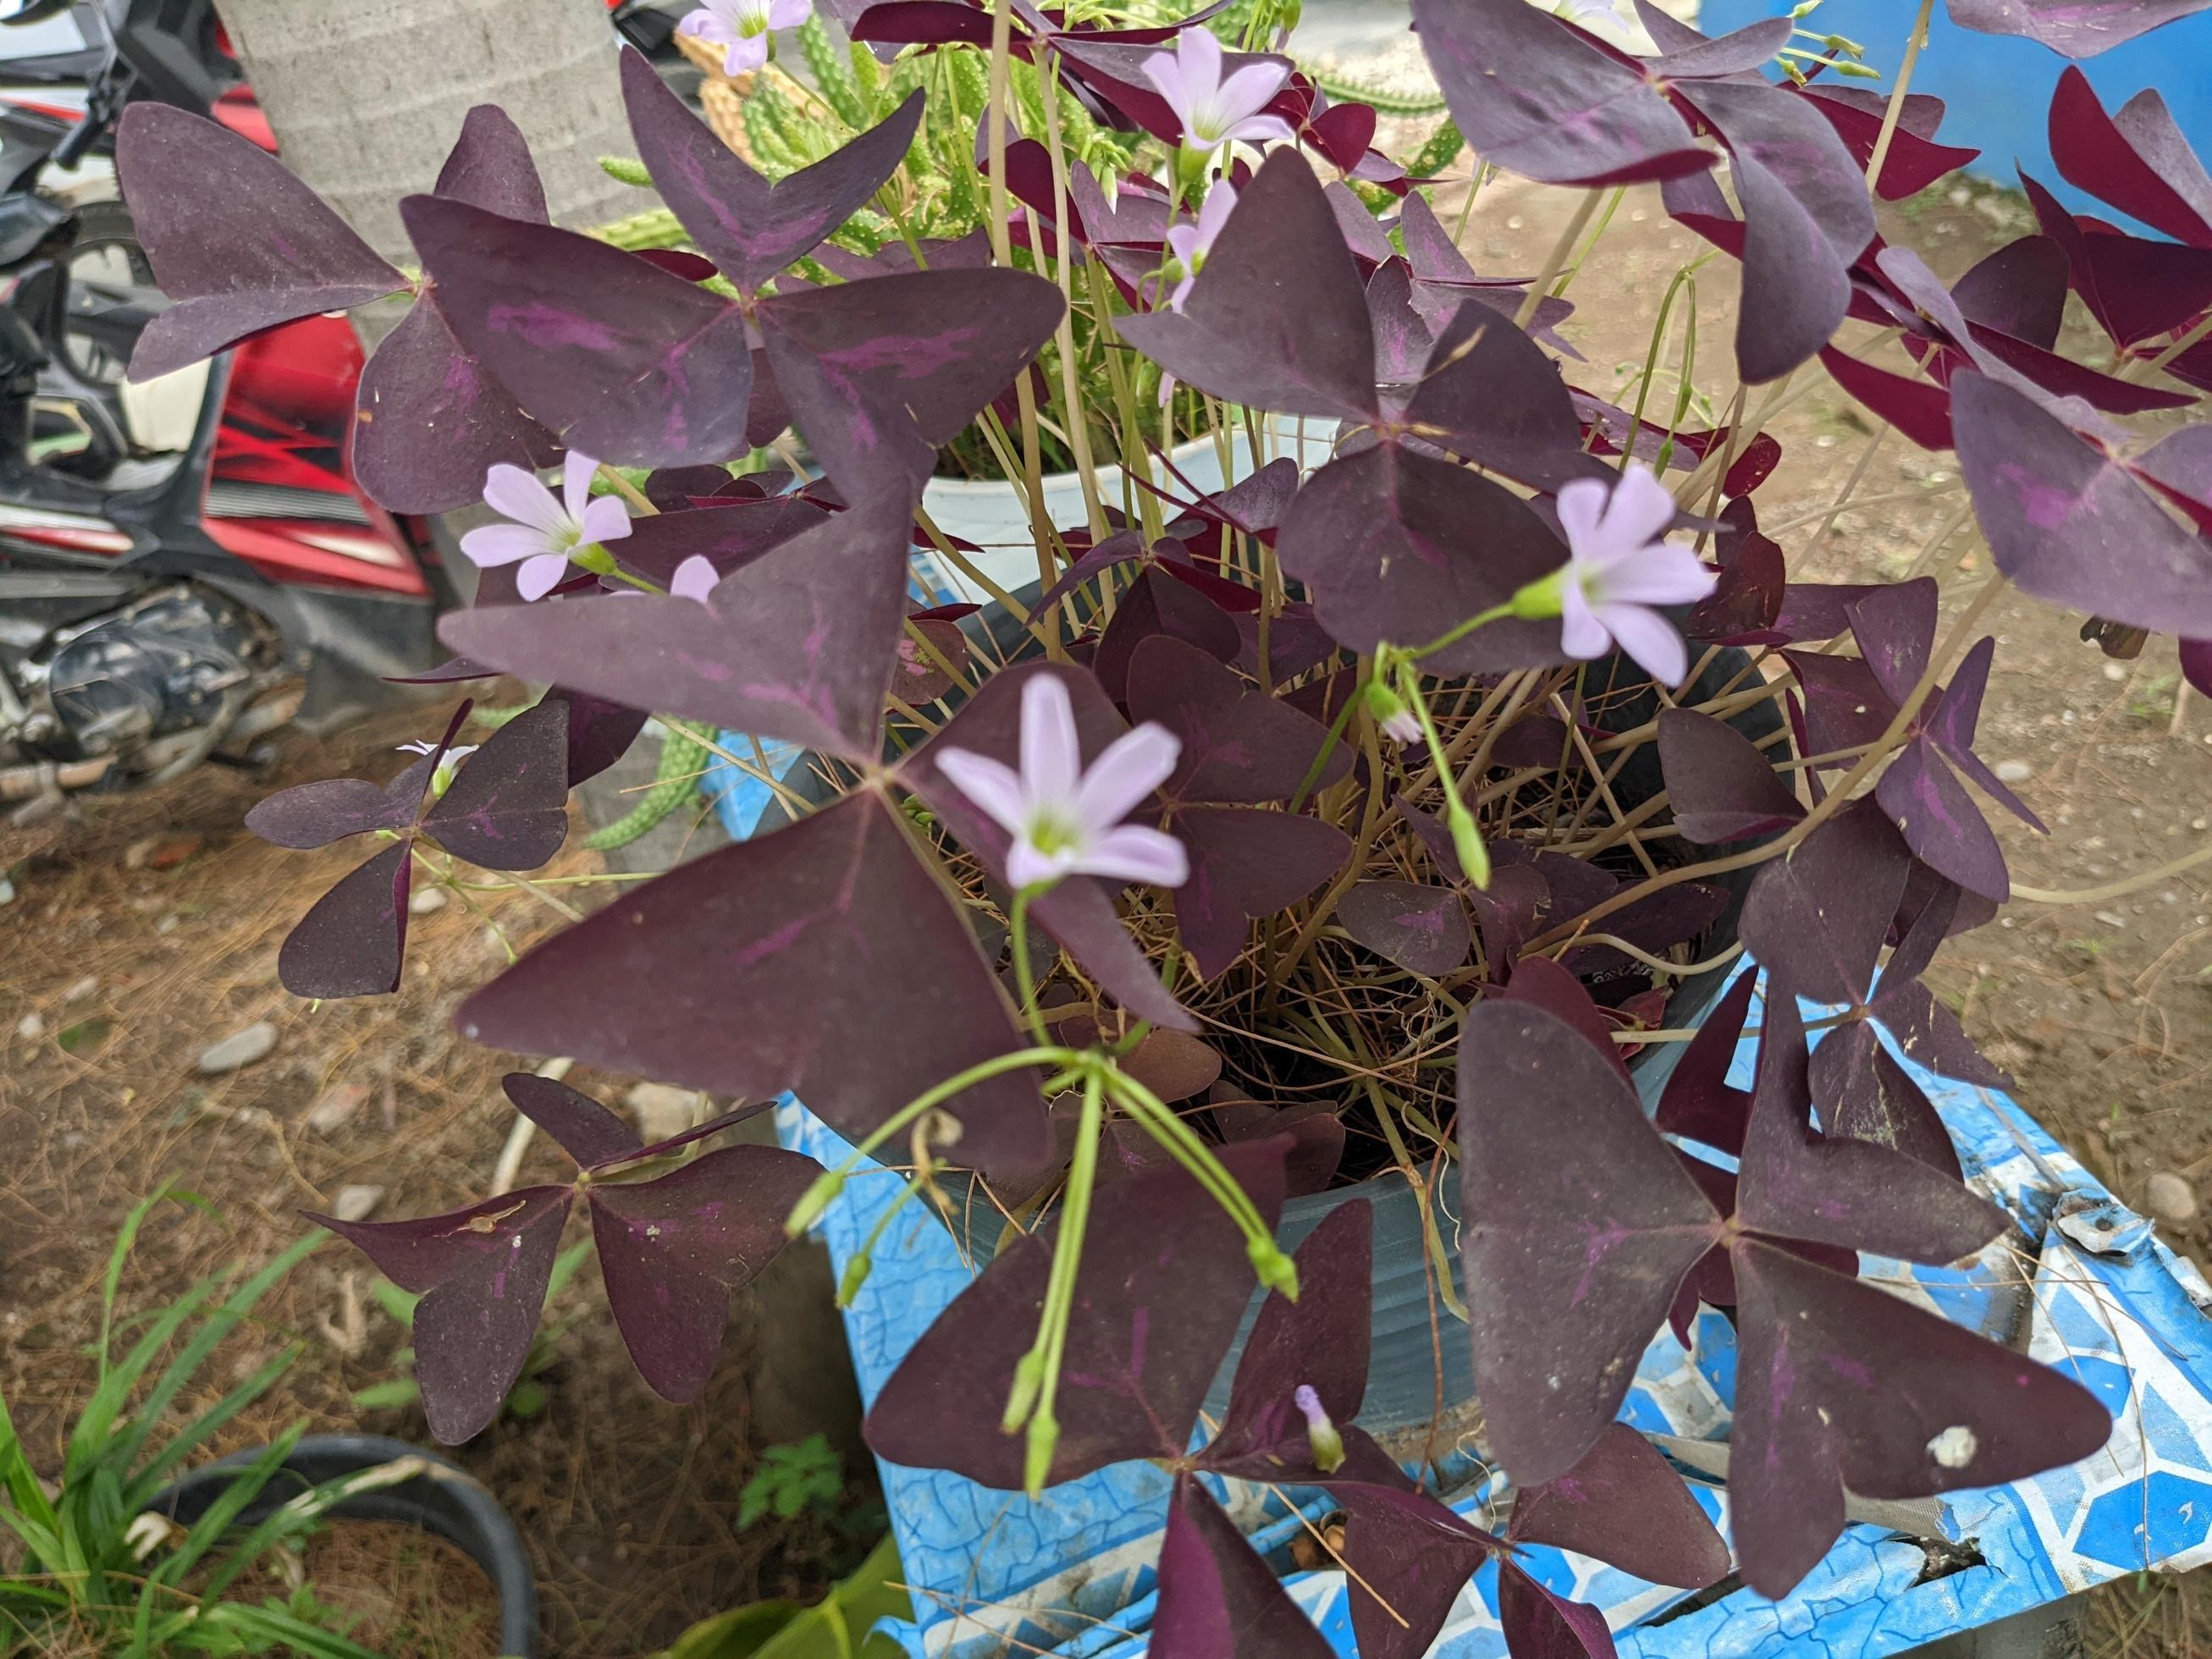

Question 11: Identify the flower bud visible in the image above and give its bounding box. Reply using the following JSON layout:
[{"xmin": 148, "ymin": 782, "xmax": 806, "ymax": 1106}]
[
  {"xmin": 1294, "ymin": 1384, "xmax": 1346, "ymax": 1474},
  {"xmin": 1508, "ymin": 566, "xmax": 1569, "ymax": 621},
  {"xmin": 1249, "ymin": 1237, "xmax": 1300, "ymax": 1300},
  {"xmin": 1363, "ymin": 678, "xmax": 1422, "ymax": 747}
]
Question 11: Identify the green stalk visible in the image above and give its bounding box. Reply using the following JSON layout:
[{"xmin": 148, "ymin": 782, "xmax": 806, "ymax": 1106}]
[
  {"xmin": 1005, "ymin": 1067, "xmax": 1106, "ymax": 1492},
  {"xmin": 1105, "ymin": 1067, "xmax": 1297, "ymax": 1296}
]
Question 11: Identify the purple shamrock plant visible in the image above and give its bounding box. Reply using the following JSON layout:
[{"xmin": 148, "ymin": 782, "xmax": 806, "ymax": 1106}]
[{"xmin": 125, "ymin": 0, "xmax": 2212, "ymax": 1641}]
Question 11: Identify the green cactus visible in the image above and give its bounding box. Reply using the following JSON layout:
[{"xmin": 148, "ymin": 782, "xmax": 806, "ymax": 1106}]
[
  {"xmin": 800, "ymin": 14, "xmax": 872, "ymax": 128},
  {"xmin": 1405, "ymin": 118, "xmax": 1465, "ymax": 180},
  {"xmin": 599, "ymin": 155, "xmax": 654, "ymax": 188},
  {"xmin": 1307, "ymin": 68, "xmax": 1449, "ymax": 116},
  {"xmin": 582, "ymin": 721, "xmax": 715, "ymax": 852}
]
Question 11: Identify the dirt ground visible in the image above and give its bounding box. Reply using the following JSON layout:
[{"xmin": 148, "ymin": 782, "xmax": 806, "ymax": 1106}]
[
  {"xmin": 3, "ymin": 174, "xmax": 2209, "ymax": 1656},
  {"xmin": 0, "ymin": 708, "xmax": 872, "ymax": 1656}
]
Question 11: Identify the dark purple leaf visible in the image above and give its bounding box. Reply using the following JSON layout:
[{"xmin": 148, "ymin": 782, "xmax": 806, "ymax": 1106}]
[
  {"xmin": 247, "ymin": 761, "xmax": 433, "ymax": 851},
  {"xmin": 1799, "ymin": 85, "xmax": 1978, "ymax": 201},
  {"xmin": 1818, "ymin": 344, "xmax": 1955, "ymax": 450},
  {"xmin": 402, "ymin": 194, "xmax": 755, "ymax": 467},
  {"xmin": 1680, "ymin": 80, "xmax": 1874, "ymax": 382},
  {"xmin": 441, "ymin": 488, "xmax": 913, "ymax": 762},
  {"xmin": 2020, "ymin": 171, "xmax": 2212, "ymax": 347},
  {"xmin": 1845, "ymin": 578, "xmax": 1936, "ymax": 708},
  {"xmin": 863, "ymin": 1141, "xmax": 1291, "ymax": 1486},
  {"xmin": 1810, "ymin": 1027, "xmax": 1965, "ymax": 1179},
  {"xmin": 902, "ymin": 663, "xmax": 1198, "ymax": 1031},
  {"xmin": 1657, "ymin": 707, "xmax": 1803, "ymax": 844},
  {"xmin": 1498, "ymin": 954, "xmax": 1633, "ymax": 1083},
  {"xmin": 2131, "ymin": 426, "xmax": 2212, "ymax": 534},
  {"xmin": 1332, "ymin": 182, "xmax": 1399, "ymax": 270},
  {"xmin": 620, "ymin": 48, "xmax": 925, "ymax": 293},
  {"xmin": 1952, "ymin": 236, "xmax": 2072, "ymax": 350},
  {"xmin": 457, "ymin": 790, "xmax": 1049, "ymax": 1174},
  {"xmin": 1729, "ymin": 1237, "xmax": 2110, "ymax": 1597},
  {"xmin": 2185, "ymin": 636, "xmax": 2212, "ymax": 696},
  {"xmin": 420, "ymin": 697, "xmax": 571, "ymax": 871},
  {"xmin": 1510, "ymin": 1431, "xmax": 1728, "ymax": 1593},
  {"xmin": 1150, "ymin": 1475, "xmax": 1338, "ymax": 1659},
  {"xmin": 587, "ymin": 1142, "xmax": 819, "ymax": 1402},
  {"xmin": 1127, "ymin": 636, "xmax": 1349, "ymax": 802},
  {"xmin": 1367, "ymin": 259, "xmax": 1436, "ymax": 384},
  {"xmin": 1093, "ymin": 565, "xmax": 1244, "ymax": 704},
  {"xmin": 1458, "ymin": 1000, "xmax": 1724, "ymax": 1483},
  {"xmin": 313, "ymin": 1187, "xmax": 573, "ymax": 1443},
  {"xmin": 1954, "ymin": 370, "xmax": 2212, "ymax": 637},
  {"xmin": 277, "ymin": 842, "xmax": 415, "ymax": 1000},
  {"xmin": 1339, "ymin": 880, "xmax": 1471, "ymax": 978},
  {"xmin": 1875, "ymin": 736, "xmax": 2012, "ymax": 901},
  {"xmin": 614, "ymin": 493, "xmax": 831, "ymax": 587},
  {"xmin": 500, "ymin": 1072, "xmax": 643, "ymax": 1170},
  {"xmin": 1276, "ymin": 444, "xmax": 1566, "ymax": 676},
  {"xmin": 1403, "ymin": 305, "xmax": 1613, "ymax": 494},
  {"xmin": 1498, "ymin": 1562, "xmax": 1619, "ymax": 1659},
  {"xmin": 117, "ymin": 105, "xmax": 405, "ymax": 380},
  {"xmin": 1737, "ymin": 988, "xmax": 2000, "ymax": 1267},
  {"xmin": 1683, "ymin": 504, "xmax": 1786, "ymax": 644},
  {"xmin": 2050, "ymin": 66, "xmax": 2212, "ymax": 245},
  {"xmin": 560, "ymin": 692, "xmax": 651, "ymax": 790},
  {"xmin": 758, "ymin": 268, "xmax": 1065, "ymax": 493},
  {"xmin": 1116, "ymin": 151, "xmax": 1377, "ymax": 421},
  {"xmin": 1947, "ymin": 0, "xmax": 2212, "ymax": 56},
  {"xmin": 355, "ymin": 295, "xmax": 562, "ymax": 515},
  {"xmin": 1738, "ymin": 800, "xmax": 1907, "ymax": 1008},
  {"xmin": 1654, "ymin": 967, "xmax": 1755, "ymax": 1156},
  {"xmin": 1412, "ymin": 0, "xmax": 1713, "ymax": 186},
  {"xmin": 1339, "ymin": 1485, "xmax": 1501, "ymax": 1659},
  {"xmin": 432, "ymin": 104, "xmax": 549, "ymax": 220},
  {"xmin": 1172, "ymin": 807, "xmax": 1351, "ymax": 981},
  {"xmin": 1199, "ymin": 1201, "xmax": 1398, "ymax": 1483},
  {"xmin": 1212, "ymin": 1093, "xmax": 1347, "ymax": 1195}
]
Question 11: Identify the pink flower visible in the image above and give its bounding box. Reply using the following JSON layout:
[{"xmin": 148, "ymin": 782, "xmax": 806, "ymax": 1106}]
[
  {"xmin": 1166, "ymin": 182, "xmax": 1238, "ymax": 311},
  {"xmin": 678, "ymin": 0, "xmax": 811, "ymax": 77},
  {"xmin": 457, "ymin": 452, "xmax": 632, "ymax": 603},
  {"xmin": 1552, "ymin": 463, "xmax": 1717, "ymax": 686},
  {"xmin": 1141, "ymin": 30, "xmax": 1294, "ymax": 155},
  {"xmin": 935, "ymin": 674, "xmax": 1189, "ymax": 891}
]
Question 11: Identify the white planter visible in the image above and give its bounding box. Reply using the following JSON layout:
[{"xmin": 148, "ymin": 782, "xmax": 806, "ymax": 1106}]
[{"xmin": 915, "ymin": 419, "xmax": 1338, "ymax": 604}]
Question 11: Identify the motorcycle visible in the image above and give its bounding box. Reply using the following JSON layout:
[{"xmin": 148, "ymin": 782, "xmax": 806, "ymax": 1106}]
[{"xmin": 0, "ymin": 0, "xmax": 455, "ymax": 818}]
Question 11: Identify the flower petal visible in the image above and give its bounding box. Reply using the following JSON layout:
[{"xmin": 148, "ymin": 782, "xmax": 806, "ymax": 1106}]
[
  {"xmin": 1167, "ymin": 223, "xmax": 1201, "ymax": 265},
  {"xmin": 458, "ymin": 521, "xmax": 552, "ymax": 568},
  {"xmin": 1006, "ymin": 839, "xmax": 1073, "ymax": 891},
  {"xmin": 1216, "ymin": 62, "xmax": 1291, "ymax": 126},
  {"xmin": 935, "ymin": 748, "xmax": 1030, "ymax": 840},
  {"xmin": 1595, "ymin": 462, "xmax": 1678, "ymax": 553},
  {"xmin": 1178, "ymin": 27, "xmax": 1223, "ymax": 94},
  {"xmin": 580, "ymin": 494, "xmax": 634, "ymax": 547},
  {"xmin": 670, "ymin": 555, "xmax": 720, "ymax": 604},
  {"xmin": 516, "ymin": 551, "xmax": 572, "ymax": 603},
  {"xmin": 561, "ymin": 450, "xmax": 600, "ymax": 524},
  {"xmin": 724, "ymin": 33, "xmax": 770, "ymax": 74},
  {"xmin": 677, "ymin": 12, "xmax": 736, "ymax": 45},
  {"xmin": 1073, "ymin": 721, "xmax": 1180, "ymax": 832},
  {"xmin": 1559, "ymin": 581, "xmax": 1612, "ymax": 659},
  {"xmin": 769, "ymin": 0, "xmax": 812, "ymax": 23},
  {"xmin": 1076, "ymin": 824, "xmax": 1190, "ymax": 889},
  {"xmin": 1196, "ymin": 182, "xmax": 1238, "ymax": 245},
  {"xmin": 1590, "ymin": 543, "xmax": 1717, "ymax": 607},
  {"xmin": 481, "ymin": 464, "xmax": 565, "ymax": 536},
  {"xmin": 1594, "ymin": 601, "xmax": 1688, "ymax": 686},
  {"xmin": 1019, "ymin": 673, "xmax": 1082, "ymax": 806},
  {"xmin": 1141, "ymin": 53, "xmax": 1193, "ymax": 128},
  {"xmin": 1225, "ymin": 114, "xmax": 1297, "ymax": 147},
  {"xmin": 1554, "ymin": 477, "xmax": 1608, "ymax": 554}
]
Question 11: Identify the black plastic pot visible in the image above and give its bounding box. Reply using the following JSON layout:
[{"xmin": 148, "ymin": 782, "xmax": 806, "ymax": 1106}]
[
  {"xmin": 146, "ymin": 1433, "xmax": 538, "ymax": 1657},
  {"xmin": 778, "ymin": 591, "xmax": 1780, "ymax": 1434}
]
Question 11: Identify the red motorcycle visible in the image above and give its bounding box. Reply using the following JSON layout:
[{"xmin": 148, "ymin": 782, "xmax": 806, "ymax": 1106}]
[{"xmin": 0, "ymin": 0, "xmax": 455, "ymax": 811}]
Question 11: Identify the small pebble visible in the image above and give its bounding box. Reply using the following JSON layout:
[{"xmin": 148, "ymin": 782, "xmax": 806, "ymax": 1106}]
[
  {"xmin": 2094, "ymin": 910, "xmax": 2128, "ymax": 928},
  {"xmin": 1993, "ymin": 758, "xmax": 2033, "ymax": 785},
  {"xmin": 63, "ymin": 974, "xmax": 97, "ymax": 1004},
  {"xmin": 330, "ymin": 1185, "xmax": 384, "ymax": 1224},
  {"xmin": 2147, "ymin": 1172, "xmax": 2198, "ymax": 1226},
  {"xmin": 197, "ymin": 1021, "xmax": 278, "ymax": 1075},
  {"xmin": 625, "ymin": 1081, "xmax": 698, "ymax": 1144},
  {"xmin": 408, "ymin": 887, "xmax": 448, "ymax": 917},
  {"xmin": 2104, "ymin": 663, "xmax": 2128, "ymax": 682},
  {"xmin": 305, "ymin": 1082, "xmax": 369, "ymax": 1134},
  {"xmin": 16, "ymin": 1012, "xmax": 44, "ymax": 1041}
]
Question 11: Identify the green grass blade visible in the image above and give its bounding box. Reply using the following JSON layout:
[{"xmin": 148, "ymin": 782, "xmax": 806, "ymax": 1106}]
[
  {"xmin": 124, "ymin": 1343, "xmax": 303, "ymax": 1513},
  {"xmin": 0, "ymin": 1384, "xmax": 60, "ymax": 1541}
]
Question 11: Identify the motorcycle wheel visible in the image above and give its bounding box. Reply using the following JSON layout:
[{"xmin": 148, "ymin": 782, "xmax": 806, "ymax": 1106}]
[{"xmin": 62, "ymin": 197, "xmax": 151, "ymax": 387}]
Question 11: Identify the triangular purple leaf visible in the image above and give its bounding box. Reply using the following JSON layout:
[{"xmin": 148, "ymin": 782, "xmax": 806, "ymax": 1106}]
[
  {"xmin": 1656, "ymin": 707, "xmax": 1804, "ymax": 844},
  {"xmin": 277, "ymin": 841, "xmax": 416, "ymax": 1000},
  {"xmin": 1339, "ymin": 880, "xmax": 1471, "ymax": 978},
  {"xmin": 500, "ymin": 1072, "xmax": 643, "ymax": 1170},
  {"xmin": 587, "ymin": 1142, "xmax": 820, "ymax": 1402},
  {"xmin": 457, "ymin": 790, "xmax": 1050, "ymax": 1174},
  {"xmin": 1653, "ymin": 967, "xmax": 1756, "ymax": 1155},
  {"xmin": 1127, "ymin": 635, "xmax": 1350, "ymax": 802},
  {"xmin": 1498, "ymin": 1560, "xmax": 1619, "ymax": 1659},
  {"xmin": 1508, "ymin": 1421, "xmax": 1730, "ymax": 1589},
  {"xmin": 1150, "ymin": 1474, "xmax": 1338, "ymax": 1659},
  {"xmin": 863, "ymin": 1141, "xmax": 1292, "ymax": 1487},
  {"xmin": 117, "ymin": 105, "xmax": 405, "ymax": 381},
  {"xmin": 1339, "ymin": 1484, "xmax": 1501, "ymax": 1659},
  {"xmin": 1172, "ymin": 807, "xmax": 1352, "ymax": 982},
  {"xmin": 402, "ymin": 193, "xmax": 755, "ymax": 467},
  {"xmin": 1458, "ymin": 1000, "xmax": 1724, "ymax": 1483},
  {"xmin": 420, "ymin": 697, "xmax": 572, "ymax": 871}
]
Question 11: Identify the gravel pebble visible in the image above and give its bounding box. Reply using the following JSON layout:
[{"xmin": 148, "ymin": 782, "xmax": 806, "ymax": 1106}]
[
  {"xmin": 408, "ymin": 887, "xmax": 448, "ymax": 916},
  {"xmin": 2148, "ymin": 1172, "xmax": 2198, "ymax": 1226},
  {"xmin": 16, "ymin": 1012, "xmax": 44, "ymax": 1041},
  {"xmin": 330, "ymin": 1185, "xmax": 384, "ymax": 1223},
  {"xmin": 1993, "ymin": 758, "xmax": 2033, "ymax": 785},
  {"xmin": 197, "ymin": 1021, "xmax": 278, "ymax": 1075}
]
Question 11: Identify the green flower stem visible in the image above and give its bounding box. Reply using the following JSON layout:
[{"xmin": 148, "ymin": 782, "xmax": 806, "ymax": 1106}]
[
  {"xmin": 1104, "ymin": 1068, "xmax": 1298, "ymax": 1298},
  {"xmin": 1409, "ymin": 600, "xmax": 1514, "ymax": 663},
  {"xmin": 1008, "ymin": 883, "xmax": 1055, "ymax": 1047},
  {"xmin": 1287, "ymin": 667, "xmax": 1370, "ymax": 813},
  {"xmin": 1403, "ymin": 660, "xmax": 1491, "ymax": 889},
  {"xmin": 568, "ymin": 543, "xmax": 663, "ymax": 594},
  {"xmin": 1006, "ymin": 1067, "xmax": 1106, "ymax": 1493},
  {"xmin": 784, "ymin": 1045, "xmax": 1078, "ymax": 1235},
  {"xmin": 838, "ymin": 1168, "xmax": 934, "ymax": 1308}
]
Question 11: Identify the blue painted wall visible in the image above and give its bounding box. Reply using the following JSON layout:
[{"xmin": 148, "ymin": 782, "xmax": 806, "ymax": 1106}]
[{"xmin": 1702, "ymin": 0, "xmax": 2212, "ymax": 234}]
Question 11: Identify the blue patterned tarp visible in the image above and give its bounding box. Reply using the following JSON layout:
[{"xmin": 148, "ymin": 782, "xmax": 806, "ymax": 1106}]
[{"xmin": 707, "ymin": 747, "xmax": 2212, "ymax": 1659}]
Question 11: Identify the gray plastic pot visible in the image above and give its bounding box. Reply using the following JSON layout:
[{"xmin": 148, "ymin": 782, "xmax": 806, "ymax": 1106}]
[{"xmin": 146, "ymin": 1433, "xmax": 538, "ymax": 1656}]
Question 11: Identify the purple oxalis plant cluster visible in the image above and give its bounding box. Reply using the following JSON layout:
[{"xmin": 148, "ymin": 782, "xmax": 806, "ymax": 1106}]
[{"xmin": 115, "ymin": 0, "xmax": 2212, "ymax": 1645}]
